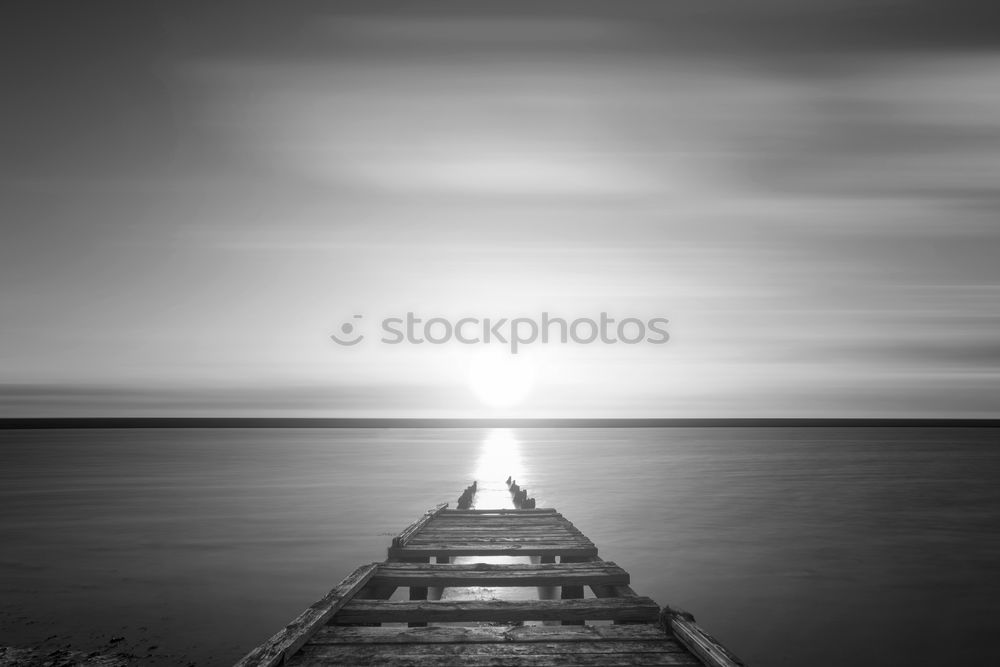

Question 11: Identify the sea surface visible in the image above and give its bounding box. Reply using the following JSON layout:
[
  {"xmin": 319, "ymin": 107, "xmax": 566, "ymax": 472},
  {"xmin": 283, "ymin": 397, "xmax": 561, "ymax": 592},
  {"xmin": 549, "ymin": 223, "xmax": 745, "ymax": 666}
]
[{"xmin": 1, "ymin": 427, "xmax": 998, "ymax": 666}]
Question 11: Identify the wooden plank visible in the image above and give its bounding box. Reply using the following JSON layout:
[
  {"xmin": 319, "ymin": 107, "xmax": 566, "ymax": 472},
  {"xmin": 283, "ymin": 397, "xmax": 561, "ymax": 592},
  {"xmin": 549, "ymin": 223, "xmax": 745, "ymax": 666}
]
[
  {"xmin": 388, "ymin": 543, "xmax": 598, "ymax": 558},
  {"xmin": 405, "ymin": 537, "xmax": 592, "ymax": 545},
  {"xmin": 404, "ymin": 531, "xmax": 593, "ymax": 547},
  {"xmin": 396, "ymin": 532, "xmax": 590, "ymax": 541},
  {"xmin": 412, "ymin": 524, "xmax": 573, "ymax": 531},
  {"xmin": 417, "ymin": 521, "xmax": 587, "ymax": 534},
  {"xmin": 310, "ymin": 623, "xmax": 675, "ymax": 644},
  {"xmin": 425, "ymin": 520, "xmax": 569, "ymax": 528},
  {"xmin": 371, "ymin": 561, "xmax": 629, "ymax": 588},
  {"xmin": 294, "ymin": 640, "xmax": 691, "ymax": 658},
  {"xmin": 298, "ymin": 641, "xmax": 687, "ymax": 656},
  {"xmin": 413, "ymin": 530, "xmax": 576, "ymax": 536},
  {"xmin": 411, "ymin": 529, "xmax": 575, "ymax": 537},
  {"xmin": 444, "ymin": 507, "xmax": 559, "ymax": 516},
  {"xmin": 663, "ymin": 608, "xmax": 746, "ymax": 667},
  {"xmin": 392, "ymin": 503, "xmax": 448, "ymax": 548},
  {"xmin": 290, "ymin": 645, "xmax": 701, "ymax": 666},
  {"xmin": 415, "ymin": 527, "xmax": 570, "ymax": 534},
  {"xmin": 332, "ymin": 597, "xmax": 660, "ymax": 624},
  {"xmin": 234, "ymin": 562, "xmax": 378, "ymax": 667},
  {"xmin": 413, "ymin": 527, "xmax": 584, "ymax": 534},
  {"xmin": 435, "ymin": 514, "xmax": 562, "ymax": 523},
  {"xmin": 424, "ymin": 522, "xmax": 569, "ymax": 529},
  {"xmin": 429, "ymin": 521, "xmax": 565, "ymax": 527},
  {"xmin": 433, "ymin": 514, "xmax": 564, "ymax": 520},
  {"xmin": 555, "ymin": 519, "xmax": 588, "ymax": 536}
]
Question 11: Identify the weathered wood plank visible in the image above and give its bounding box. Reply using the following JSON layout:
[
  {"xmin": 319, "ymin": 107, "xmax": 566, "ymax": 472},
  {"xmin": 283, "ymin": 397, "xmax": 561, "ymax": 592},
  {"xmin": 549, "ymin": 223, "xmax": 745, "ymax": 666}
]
[
  {"xmin": 434, "ymin": 512, "xmax": 563, "ymax": 519},
  {"xmin": 332, "ymin": 596, "xmax": 660, "ymax": 624},
  {"xmin": 392, "ymin": 503, "xmax": 448, "ymax": 548},
  {"xmin": 413, "ymin": 526, "xmax": 584, "ymax": 534},
  {"xmin": 309, "ymin": 623, "xmax": 675, "ymax": 645},
  {"xmin": 414, "ymin": 529, "xmax": 574, "ymax": 536},
  {"xmin": 408, "ymin": 528, "xmax": 586, "ymax": 535},
  {"xmin": 405, "ymin": 536, "xmax": 592, "ymax": 545},
  {"xmin": 289, "ymin": 645, "xmax": 701, "ymax": 666},
  {"xmin": 296, "ymin": 640, "xmax": 688, "ymax": 657},
  {"xmin": 371, "ymin": 561, "xmax": 629, "ymax": 588},
  {"xmin": 412, "ymin": 523, "xmax": 577, "ymax": 535},
  {"xmin": 555, "ymin": 520, "xmax": 588, "ymax": 536},
  {"xmin": 439, "ymin": 508, "xmax": 558, "ymax": 515},
  {"xmin": 434, "ymin": 514, "xmax": 562, "ymax": 520},
  {"xmin": 413, "ymin": 524, "xmax": 573, "ymax": 531},
  {"xmin": 388, "ymin": 543, "xmax": 598, "ymax": 558},
  {"xmin": 234, "ymin": 562, "xmax": 378, "ymax": 667},
  {"xmin": 409, "ymin": 533, "xmax": 583, "ymax": 541},
  {"xmin": 435, "ymin": 513, "xmax": 563, "ymax": 523},
  {"xmin": 425, "ymin": 520, "xmax": 569, "ymax": 528},
  {"xmin": 405, "ymin": 534, "xmax": 592, "ymax": 541},
  {"xmin": 663, "ymin": 608, "xmax": 746, "ymax": 667}
]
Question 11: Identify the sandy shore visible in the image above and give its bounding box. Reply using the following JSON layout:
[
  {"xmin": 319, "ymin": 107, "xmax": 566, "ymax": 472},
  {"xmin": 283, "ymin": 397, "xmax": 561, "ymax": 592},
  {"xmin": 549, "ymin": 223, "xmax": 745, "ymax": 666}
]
[{"xmin": 0, "ymin": 646, "xmax": 131, "ymax": 667}]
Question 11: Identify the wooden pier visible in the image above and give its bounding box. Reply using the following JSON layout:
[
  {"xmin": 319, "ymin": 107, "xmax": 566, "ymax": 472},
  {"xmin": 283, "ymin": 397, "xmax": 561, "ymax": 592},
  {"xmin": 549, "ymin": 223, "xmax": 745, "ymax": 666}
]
[{"xmin": 236, "ymin": 481, "xmax": 744, "ymax": 666}]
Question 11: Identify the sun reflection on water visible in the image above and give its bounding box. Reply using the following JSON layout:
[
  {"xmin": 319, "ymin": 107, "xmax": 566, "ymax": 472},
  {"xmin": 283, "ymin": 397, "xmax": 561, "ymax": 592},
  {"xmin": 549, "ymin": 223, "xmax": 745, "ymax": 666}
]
[{"xmin": 473, "ymin": 428, "xmax": 524, "ymax": 489}]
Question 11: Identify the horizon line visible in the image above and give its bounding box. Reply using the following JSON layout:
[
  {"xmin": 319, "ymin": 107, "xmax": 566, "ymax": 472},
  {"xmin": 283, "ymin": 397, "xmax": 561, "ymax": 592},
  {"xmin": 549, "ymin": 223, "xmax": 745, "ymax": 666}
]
[{"xmin": 2, "ymin": 417, "xmax": 998, "ymax": 429}]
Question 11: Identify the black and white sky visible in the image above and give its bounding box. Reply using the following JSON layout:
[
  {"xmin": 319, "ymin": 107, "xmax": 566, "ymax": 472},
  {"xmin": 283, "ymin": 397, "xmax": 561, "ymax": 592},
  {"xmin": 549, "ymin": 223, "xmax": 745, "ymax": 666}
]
[{"xmin": 2, "ymin": 1, "xmax": 999, "ymax": 417}]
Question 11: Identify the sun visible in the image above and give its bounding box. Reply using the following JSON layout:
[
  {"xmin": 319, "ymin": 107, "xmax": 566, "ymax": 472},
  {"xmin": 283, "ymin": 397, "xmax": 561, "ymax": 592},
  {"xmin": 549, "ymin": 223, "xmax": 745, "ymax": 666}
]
[{"xmin": 468, "ymin": 351, "xmax": 536, "ymax": 409}]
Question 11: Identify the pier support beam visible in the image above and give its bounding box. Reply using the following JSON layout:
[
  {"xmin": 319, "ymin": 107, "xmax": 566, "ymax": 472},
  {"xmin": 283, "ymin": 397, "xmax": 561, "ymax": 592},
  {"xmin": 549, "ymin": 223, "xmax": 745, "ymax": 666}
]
[
  {"xmin": 401, "ymin": 556, "xmax": 430, "ymax": 627},
  {"xmin": 536, "ymin": 554, "xmax": 559, "ymax": 605},
  {"xmin": 560, "ymin": 556, "xmax": 586, "ymax": 624},
  {"xmin": 427, "ymin": 556, "xmax": 449, "ymax": 601}
]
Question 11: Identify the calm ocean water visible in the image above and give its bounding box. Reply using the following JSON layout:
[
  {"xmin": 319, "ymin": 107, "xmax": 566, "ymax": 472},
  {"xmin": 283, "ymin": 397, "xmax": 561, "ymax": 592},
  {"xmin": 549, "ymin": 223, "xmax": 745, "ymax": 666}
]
[{"xmin": 1, "ymin": 427, "xmax": 998, "ymax": 666}]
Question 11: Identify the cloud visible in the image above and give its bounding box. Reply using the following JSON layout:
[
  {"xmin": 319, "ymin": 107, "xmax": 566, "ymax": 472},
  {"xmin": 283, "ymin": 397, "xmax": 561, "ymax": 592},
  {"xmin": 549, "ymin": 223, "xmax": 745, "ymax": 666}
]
[{"xmin": 0, "ymin": 382, "xmax": 471, "ymax": 418}]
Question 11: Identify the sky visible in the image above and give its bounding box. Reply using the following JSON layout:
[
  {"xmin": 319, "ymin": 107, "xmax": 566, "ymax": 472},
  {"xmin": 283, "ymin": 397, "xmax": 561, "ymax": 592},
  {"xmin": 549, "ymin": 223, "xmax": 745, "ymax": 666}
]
[{"xmin": 2, "ymin": 0, "xmax": 999, "ymax": 417}]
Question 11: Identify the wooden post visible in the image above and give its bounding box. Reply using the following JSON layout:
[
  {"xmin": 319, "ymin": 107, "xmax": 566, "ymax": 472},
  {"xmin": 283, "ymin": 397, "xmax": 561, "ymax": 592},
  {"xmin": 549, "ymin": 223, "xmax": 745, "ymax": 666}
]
[
  {"xmin": 403, "ymin": 556, "xmax": 429, "ymax": 627},
  {"xmin": 457, "ymin": 481, "xmax": 478, "ymax": 509},
  {"xmin": 560, "ymin": 555, "xmax": 586, "ymax": 625},
  {"xmin": 427, "ymin": 556, "xmax": 449, "ymax": 601},
  {"xmin": 536, "ymin": 554, "xmax": 559, "ymax": 605}
]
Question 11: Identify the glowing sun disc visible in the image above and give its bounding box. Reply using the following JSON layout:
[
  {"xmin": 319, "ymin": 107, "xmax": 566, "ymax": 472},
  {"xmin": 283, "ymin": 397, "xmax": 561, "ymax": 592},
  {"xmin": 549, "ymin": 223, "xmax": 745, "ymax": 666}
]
[{"xmin": 468, "ymin": 352, "xmax": 536, "ymax": 409}]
